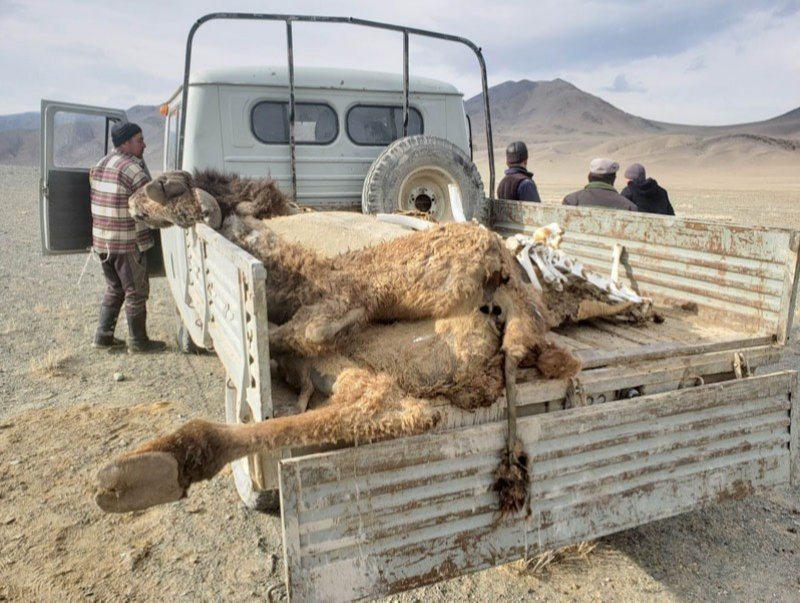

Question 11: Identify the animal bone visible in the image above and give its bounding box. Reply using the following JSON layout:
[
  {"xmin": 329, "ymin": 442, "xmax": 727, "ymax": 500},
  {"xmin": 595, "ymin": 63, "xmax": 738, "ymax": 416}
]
[{"xmin": 508, "ymin": 228, "xmax": 653, "ymax": 326}]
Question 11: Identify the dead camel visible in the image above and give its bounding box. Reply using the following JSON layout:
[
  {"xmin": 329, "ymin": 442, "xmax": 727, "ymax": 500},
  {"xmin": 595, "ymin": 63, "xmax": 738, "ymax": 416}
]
[{"xmin": 99, "ymin": 171, "xmax": 583, "ymax": 515}]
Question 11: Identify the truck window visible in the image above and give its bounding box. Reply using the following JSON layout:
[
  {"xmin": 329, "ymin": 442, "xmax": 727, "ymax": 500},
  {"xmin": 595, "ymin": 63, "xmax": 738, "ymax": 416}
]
[
  {"xmin": 52, "ymin": 111, "xmax": 112, "ymax": 168},
  {"xmin": 165, "ymin": 106, "xmax": 180, "ymax": 170},
  {"xmin": 251, "ymin": 102, "xmax": 338, "ymax": 145},
  {"xmin": 345, "ymin": 105, "xmax": 423, "ymax": 146}
]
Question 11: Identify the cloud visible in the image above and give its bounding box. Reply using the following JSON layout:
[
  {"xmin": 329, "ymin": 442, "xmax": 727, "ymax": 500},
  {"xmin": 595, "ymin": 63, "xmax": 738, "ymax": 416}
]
[
  {"xmin": 1, "ymin": 0, "xmax": 799, "ymax": 124},
  {"xmin": 772, "ymin": 0, "xmax": 800, "ymax": 18},
  {"xmin": 603, "ymin": 74, "xmax": 646, "ymax": 93},
  {"xmin": 685, "ymin": 56, "xmax": 707, "ymax": 72}
]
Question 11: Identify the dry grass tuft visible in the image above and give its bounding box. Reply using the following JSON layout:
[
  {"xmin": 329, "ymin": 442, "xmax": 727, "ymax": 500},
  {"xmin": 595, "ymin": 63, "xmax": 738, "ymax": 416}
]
[
  {"xmin": 507, "ymin": 541, "xmax": 599, "ymax": 576},
  {"xmin": 28, "ymin": 350, "xmax": 76, "ymax": 378},
  {"xmin": 0, "ymin": 319, "xmax": 20, "ymax": 336}
]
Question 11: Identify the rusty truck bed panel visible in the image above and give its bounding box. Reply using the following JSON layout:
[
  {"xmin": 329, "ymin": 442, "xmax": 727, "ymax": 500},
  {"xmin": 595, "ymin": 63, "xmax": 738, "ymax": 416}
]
[
  {"xmin": 279, "ymin": 371, "xmax": 797, "ymax": 602},
  {"xmin": 492, "ymin": 201, "xmax": 800, "ymax": 344}
]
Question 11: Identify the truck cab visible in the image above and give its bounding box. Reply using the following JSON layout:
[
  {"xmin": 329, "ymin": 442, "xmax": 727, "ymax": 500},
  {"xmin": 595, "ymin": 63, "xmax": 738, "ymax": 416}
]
[{"xmin": 162, "ymin": 65, "xmax": 471, "ymax": 211}]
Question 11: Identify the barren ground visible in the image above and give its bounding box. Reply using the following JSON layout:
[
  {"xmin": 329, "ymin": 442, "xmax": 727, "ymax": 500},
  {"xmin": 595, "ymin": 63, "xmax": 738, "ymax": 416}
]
[{"xmin": 1, "ymin": 164, "xmax": 799, "ymax": 602}]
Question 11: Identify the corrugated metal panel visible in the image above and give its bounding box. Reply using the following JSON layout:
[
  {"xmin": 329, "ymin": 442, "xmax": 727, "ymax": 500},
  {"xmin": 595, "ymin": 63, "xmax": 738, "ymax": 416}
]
[
  {"xmin": 492, "ymin": 202, "xmax": 799, "ymax": 342},
  {"xmin": 279, "ymin": 371, "xmax": 796, "ymax": 602}
]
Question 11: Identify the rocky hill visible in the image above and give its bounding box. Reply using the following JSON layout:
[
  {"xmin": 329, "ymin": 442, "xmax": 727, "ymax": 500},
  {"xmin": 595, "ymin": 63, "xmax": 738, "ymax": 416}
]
[{"xmin": 465, "ymin": 79, "xmax": 800, "ymax": 169}]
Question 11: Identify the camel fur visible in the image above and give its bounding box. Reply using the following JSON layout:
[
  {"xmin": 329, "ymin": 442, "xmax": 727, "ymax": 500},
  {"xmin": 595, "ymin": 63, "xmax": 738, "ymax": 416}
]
[
  {"xmin": 128, "ymin": 169, "xmax": 298, "ymax": 229},
  {"xmin": 96, "ymin": 171, "xmax": 582, "ymax": 515}
]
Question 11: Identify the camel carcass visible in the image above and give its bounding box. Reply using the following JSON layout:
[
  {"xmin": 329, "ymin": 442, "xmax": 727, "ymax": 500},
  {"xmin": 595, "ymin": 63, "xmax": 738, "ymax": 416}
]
[{"xmin": 98, "ymin": 172, "xmax": 582, "ymax": 513}]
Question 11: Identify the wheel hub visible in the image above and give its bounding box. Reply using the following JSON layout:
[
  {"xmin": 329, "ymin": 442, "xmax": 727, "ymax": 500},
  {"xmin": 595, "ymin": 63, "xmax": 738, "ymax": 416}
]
[{"xmin": 408, "ymin": 186, "xmax": 436, "ymax": 213}]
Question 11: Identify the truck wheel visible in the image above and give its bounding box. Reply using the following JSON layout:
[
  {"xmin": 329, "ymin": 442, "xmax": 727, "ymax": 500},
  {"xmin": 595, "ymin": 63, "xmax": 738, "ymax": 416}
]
[
  {"xmin": 229, "ymin": 457, "xmax": 280, "ymax": 513},
  {"xmin": 175, "ymin": 310, "xmax": 203, "ymax": 354},
  {"xmin": 362, "ymin": 135, "xmax": 488, "ymax": 223},
  {"xmin": 225, "ymin": 382, "xmax": 280, "ymax": 513}
]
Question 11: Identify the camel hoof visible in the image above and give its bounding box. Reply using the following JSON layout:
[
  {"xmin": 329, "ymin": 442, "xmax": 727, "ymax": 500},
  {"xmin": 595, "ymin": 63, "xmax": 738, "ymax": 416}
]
[{"xmin": 95, "ymin": 451, "xmax": 185, "ymax": 513}]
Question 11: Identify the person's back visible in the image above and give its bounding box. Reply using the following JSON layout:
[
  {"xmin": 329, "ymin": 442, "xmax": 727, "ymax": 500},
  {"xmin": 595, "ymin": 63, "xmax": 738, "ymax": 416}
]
[
  {"xmin": 89, "ymin": 122, "xmax": 166, "ymax": 354},
  {"xmin": 496, "ymin": 141, "xmax": 541, "ymax": 202},
  {"xmin": 620, "ymin": 164, "xmax": 674, "ymax": 215},
  {"xmin": 562, "ymin": 158, "xmax": 637, "ymax": 211}
]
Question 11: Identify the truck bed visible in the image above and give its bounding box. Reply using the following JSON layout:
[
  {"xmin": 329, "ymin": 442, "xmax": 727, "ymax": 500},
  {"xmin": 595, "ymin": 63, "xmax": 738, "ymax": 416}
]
[
  {"xmin": 554, "ymin": 306, "xmax": 771, "ymax": 369},
  {"xmin": 162, "ymin": 201, "xmax": 798, "ymax": 603}
]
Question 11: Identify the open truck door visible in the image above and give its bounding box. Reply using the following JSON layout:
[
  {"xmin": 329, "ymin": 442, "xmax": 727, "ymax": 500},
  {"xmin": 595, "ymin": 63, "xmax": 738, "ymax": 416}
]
[
  {"xmin": 39, "ymin": 100, "xmax": 126, "ymax": 254},
  {"xmin": 40, "ymin": 100, "xmax": 164, "ymax": 275}
]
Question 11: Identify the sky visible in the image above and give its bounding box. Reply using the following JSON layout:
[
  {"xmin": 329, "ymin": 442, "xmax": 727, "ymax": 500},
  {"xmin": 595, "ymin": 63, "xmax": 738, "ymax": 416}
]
[{"xmin": 2, "ymin": 0, "xmax": 799, "ymax": 125}]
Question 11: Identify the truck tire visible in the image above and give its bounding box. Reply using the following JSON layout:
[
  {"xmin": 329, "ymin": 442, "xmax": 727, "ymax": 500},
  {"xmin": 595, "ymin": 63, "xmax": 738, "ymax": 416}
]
[
  {"xmin": 225, "ymin": 383, "xmax": 280, "ymax": 513},
  {"xmin": 229, "ymin": 457, "xmax": 280, "ymax": 513},
  {"xmin": 362, "ymin": 135, "xmax": 489, "ymax": 224},
  {"xmin": 175, "ymin": 309, "xmax": 203, "ymax": 355}
]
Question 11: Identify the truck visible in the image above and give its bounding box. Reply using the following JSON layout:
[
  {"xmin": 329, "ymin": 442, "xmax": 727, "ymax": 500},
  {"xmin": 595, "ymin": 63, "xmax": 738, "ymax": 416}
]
[{"xmin": 39, "ymin": 13, "xmax": 799, "ymax": 603}]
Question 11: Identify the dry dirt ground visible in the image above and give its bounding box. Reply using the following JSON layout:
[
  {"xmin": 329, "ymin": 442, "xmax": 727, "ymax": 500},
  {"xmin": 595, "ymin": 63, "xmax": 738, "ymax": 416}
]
[{"xmin": 1, "ymin": 164, "xmax": 799, "ymax": 602}]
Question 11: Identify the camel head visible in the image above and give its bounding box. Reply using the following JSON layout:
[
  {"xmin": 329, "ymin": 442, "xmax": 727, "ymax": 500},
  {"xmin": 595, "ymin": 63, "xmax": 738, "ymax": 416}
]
[{"xmin": 129, "ymin": 170, "xmax": 222, "ymax": 230}]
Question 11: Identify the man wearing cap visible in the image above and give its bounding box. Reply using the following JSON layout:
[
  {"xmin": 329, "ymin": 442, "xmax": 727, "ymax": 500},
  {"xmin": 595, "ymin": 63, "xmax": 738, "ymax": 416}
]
[
  {"xmin": 496, "ymin": 141, "xmax": 541, "ymax": 202},
  {"xmin": 621, "ymin": 163, "xmax": 675, "ymax": 215},
  {"xmin": 562, "ymin": 158, "xmax": 638, "ymax": 210},
  {"xmin": 89, "ymin": 122, "xmax": 166, "ymax": 353}
]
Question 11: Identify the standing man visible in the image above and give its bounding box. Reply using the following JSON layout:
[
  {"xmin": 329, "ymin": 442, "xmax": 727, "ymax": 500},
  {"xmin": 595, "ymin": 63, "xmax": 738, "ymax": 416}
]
[
  {"xmin": 90, "ymin": 121, "xmax": 166, "ymax": 353},
  {"xmin": 562, "ymin": 158, "xmax": 638, "ymax": 210},
  {"xmin": 496, "ymin": 141, "xmax": 541, "ymax": 202},
  {"xmin": 620, "ymin": 163, "xmax": 675, "ymax": 215}
]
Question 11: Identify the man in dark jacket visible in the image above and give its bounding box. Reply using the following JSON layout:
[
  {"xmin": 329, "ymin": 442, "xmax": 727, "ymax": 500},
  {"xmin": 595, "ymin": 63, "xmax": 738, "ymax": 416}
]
[
  {"xmin": 562, "ymin": 158, "xmax": 637, "ymax": 210},
  {"xmin": 496, "ymin": 141, "xmax": 541, "ymax": 202},
  {"xmin": 620, "ymin": 163, "xmax": 675, "ymax": 215}
]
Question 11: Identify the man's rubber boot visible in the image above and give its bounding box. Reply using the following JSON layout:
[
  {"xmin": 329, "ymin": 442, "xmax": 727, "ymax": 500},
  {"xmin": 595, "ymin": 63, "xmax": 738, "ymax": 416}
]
[
  {"xmin": 127, "ymin": 312, "xmax": 167, "ymax": 354},
  {"xmin": 92, "ymin": 305, "xmax": 125, "ymax": 349}
]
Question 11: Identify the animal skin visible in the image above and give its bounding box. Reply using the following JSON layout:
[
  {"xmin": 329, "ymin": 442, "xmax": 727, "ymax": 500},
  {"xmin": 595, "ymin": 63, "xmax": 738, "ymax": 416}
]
[{"xmin": 98, "ymin": 171, "xmax": 582, "ymax": 515}]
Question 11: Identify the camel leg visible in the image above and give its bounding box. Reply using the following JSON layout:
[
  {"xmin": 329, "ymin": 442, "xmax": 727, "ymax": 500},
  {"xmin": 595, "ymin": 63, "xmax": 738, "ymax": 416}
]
[
  {"xmin": 95, "ymin": 369, "xmax": 440, "ymax": 513},
  {"xmin": 305, "ymin": 307, "xmax": 366, "ymax": 344},
  {"xmin": 268, "ymin": 303, "xmax": 367, "ymax": 356}
]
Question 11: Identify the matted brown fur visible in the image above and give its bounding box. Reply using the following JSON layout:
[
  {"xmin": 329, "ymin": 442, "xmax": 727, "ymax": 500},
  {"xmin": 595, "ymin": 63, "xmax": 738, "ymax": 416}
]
[
  {"xmin": 128, "ymin": 170, "xmax": 297, "ymax": 229},
  {"xmin": 224, "ymin": 215, "xmax": 566, "ymax": 370},
  {"xmin": 97, "ymin": 176, "xmax": 582, "ymax": 515}
]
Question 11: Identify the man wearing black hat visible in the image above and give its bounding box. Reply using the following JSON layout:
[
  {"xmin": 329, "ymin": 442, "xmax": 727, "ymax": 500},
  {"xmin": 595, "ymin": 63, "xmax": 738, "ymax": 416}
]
[
  {"xmin": 495, "ymin": 141, "xmax": 541, "ymax": 202},
  {"xmin": 89, "ymin": 121, "xmax": 166, "ymax": 353}
]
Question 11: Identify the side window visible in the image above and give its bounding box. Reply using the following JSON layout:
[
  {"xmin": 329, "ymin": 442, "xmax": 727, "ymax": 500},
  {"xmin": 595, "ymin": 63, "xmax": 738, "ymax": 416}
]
[
  {"xmin": 346, "ymin": 105, "xmax": 423, "ymax": 146},
  {"xmin": 165, "ymin": 106, "xmax": 180, "ymax": 170},
  {"xmin": 251, "ymin": 102, "xmax": 337, "ymax": 145},
  {"xmin": 52, "ymin": 111, "xmax": 112, "ymax": 168}
]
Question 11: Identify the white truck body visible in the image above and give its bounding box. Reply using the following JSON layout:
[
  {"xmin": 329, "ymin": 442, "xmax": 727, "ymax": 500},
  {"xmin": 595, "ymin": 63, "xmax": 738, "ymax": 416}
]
[{"xmin": 163, "ymin": 66, "xmax": 471, "ymax": 210}]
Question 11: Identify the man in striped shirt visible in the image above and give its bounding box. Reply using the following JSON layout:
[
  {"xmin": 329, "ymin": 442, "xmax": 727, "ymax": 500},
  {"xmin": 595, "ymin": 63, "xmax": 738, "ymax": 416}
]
[{"xmin": 90, "ymin": 121, "xmax": 166, "ymax": 353}]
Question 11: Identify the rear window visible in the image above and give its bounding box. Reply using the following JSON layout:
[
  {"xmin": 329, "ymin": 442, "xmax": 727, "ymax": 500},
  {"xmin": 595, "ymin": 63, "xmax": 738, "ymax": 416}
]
[
  {"xmin": 251, "ymin": 101, "xmax": 338, "ymax": 145},
  {"xmin": 346, "ymin": 105, "xmax": 423, "ymax": 146}
]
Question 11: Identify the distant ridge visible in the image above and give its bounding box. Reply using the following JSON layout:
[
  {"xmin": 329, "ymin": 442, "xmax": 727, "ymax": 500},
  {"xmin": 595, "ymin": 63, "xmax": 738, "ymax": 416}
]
[
  {"xmin": 0, "ymin": 112, "xmax": 39, "ymax": 133},
  {"xmin": 0, "ymin": 106, "xmax": 163, "ymax": 168},
  {"xmin": 1, "ymin": 80, "xmax": 797, "ymax": 168},
  {"xmin": 464, "ymin": 79, "xmax": 800, "ymax": 174},
  {"xmin": 466, "ymin": 78, "xmax": 800, "ymax": 142},
  {"xmin": 466, "ymin": 78, "xmax": 665, "ymax": 138}
]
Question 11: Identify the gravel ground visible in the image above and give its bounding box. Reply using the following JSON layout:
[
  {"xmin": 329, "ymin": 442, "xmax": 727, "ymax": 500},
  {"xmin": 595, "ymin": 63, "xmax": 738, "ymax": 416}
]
[{"xmin": 1, "ymin": 164, "xmax": 799, "ymax": 602}]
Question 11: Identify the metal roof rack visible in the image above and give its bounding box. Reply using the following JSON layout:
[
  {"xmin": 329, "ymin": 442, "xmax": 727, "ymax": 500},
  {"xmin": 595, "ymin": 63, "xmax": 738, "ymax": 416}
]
[{"xmin": 178, "ymin": 13, "xmax": 495, "ymax": 201}]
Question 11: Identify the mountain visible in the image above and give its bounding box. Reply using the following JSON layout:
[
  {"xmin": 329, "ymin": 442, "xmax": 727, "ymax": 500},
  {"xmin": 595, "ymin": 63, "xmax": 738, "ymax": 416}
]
[
  {"xmin": 466, "ymin": 78, "xmax": 666, "ymax": 139},
  {"xmin": 0, "ymin": 106, "xmax": 163, "ymax": 168},
  {"xmin": 465, "ymin": 79, "xmax": 800, "ymax": 174},
  {"xmin": 0, "ymin": 112, "xmax": 39, "ymax": 133}
]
